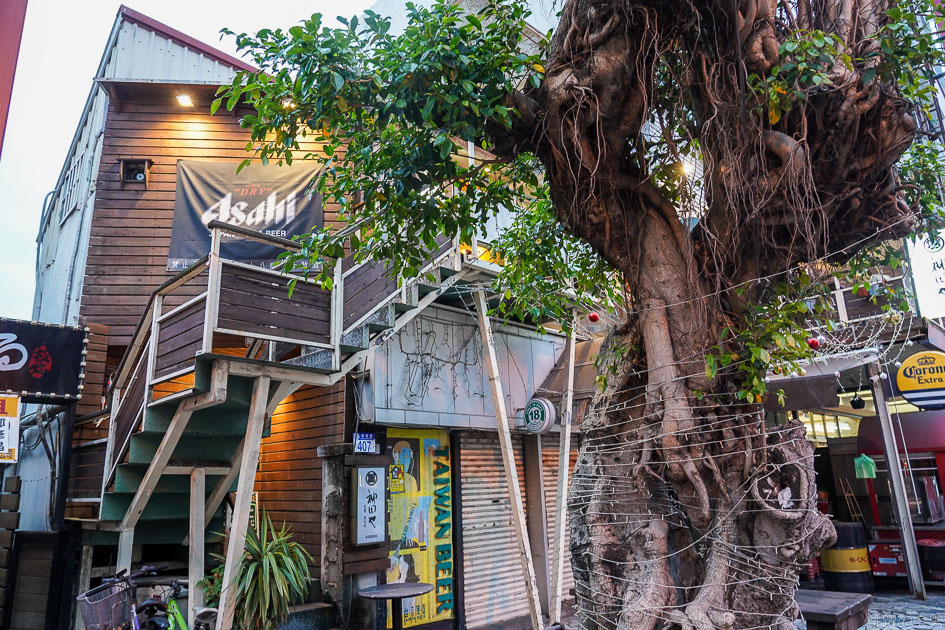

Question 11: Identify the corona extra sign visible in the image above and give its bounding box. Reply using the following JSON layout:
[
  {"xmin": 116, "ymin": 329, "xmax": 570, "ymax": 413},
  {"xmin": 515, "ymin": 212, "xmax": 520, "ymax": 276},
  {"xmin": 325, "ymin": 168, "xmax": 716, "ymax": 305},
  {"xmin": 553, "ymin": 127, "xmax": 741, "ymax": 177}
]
[{"xmin": 896, "ymin": 351, "xmax": 945, "ymax": 410}]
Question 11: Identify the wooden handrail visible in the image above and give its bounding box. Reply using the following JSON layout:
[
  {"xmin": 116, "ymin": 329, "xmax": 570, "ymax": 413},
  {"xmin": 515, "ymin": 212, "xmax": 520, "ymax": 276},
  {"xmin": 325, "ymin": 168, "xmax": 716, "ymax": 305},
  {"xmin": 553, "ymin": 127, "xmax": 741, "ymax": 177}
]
[
  {"xmin": 207, "ymin": 220, "xmax": 302, "ymax": 251},
  {"xmin": 111, "ymin": 256, "xmax": 209, "ymax": 392}
]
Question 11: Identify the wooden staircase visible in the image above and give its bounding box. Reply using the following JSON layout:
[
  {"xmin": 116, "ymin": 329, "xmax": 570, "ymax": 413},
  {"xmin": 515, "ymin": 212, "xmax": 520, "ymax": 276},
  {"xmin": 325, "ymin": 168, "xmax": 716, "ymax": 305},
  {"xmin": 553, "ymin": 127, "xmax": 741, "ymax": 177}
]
[
  {"xmin": 70, "ymin": 222, "xmax": 497, "ymax": 587},
  {"xmin": 66, "ymin": 223, "xmax": 501, "ymax": 628}
]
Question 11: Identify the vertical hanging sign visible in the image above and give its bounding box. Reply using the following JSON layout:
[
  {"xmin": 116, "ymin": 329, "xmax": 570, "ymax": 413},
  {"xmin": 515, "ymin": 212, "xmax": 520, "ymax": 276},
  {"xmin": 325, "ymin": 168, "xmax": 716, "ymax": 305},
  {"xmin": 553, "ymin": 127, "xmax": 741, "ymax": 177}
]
[
  {"xmin": 353, "ymin": 467, "xmax": 386, "ymax": 545},
  {"xmin": 387, "ymin": 428, "xmax": 454, "ymax": 628},
  {"xmin": 907, "ymin": 231, "xmax": 945, "ymax": 319},
  {"xmin": 0, "ymin": 395, "xmax": 20, "ymax": 463}
]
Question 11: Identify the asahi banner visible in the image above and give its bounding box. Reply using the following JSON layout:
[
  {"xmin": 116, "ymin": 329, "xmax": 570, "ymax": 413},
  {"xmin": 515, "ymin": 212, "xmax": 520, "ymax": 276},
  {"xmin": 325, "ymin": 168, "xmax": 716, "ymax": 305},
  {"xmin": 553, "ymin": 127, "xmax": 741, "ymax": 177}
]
[
  {"xmin": 167, "ymin": 161, "xmax": 323, "ymax": 270},
  {"xmin": 0, "ymin": 318, "xmax": 87, "ymax": 404}
]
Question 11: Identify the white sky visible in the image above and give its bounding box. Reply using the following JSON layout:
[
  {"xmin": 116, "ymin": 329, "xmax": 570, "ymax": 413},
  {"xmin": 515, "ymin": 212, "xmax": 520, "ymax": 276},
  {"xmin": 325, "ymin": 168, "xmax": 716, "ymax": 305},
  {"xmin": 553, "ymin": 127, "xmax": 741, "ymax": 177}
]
[{"xmin": 0, "ymin": 0, "xmax": 373, "ymax": 321}]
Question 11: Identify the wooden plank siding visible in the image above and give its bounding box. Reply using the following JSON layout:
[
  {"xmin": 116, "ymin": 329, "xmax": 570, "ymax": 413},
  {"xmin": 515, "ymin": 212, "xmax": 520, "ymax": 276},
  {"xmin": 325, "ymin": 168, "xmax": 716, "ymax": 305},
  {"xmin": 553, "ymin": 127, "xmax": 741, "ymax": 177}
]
[
  {"xmin": 75, "ymin": 322, "xmax": 110, "ymax": 421},
  {"xmin": 68, "ymin": 322, "xmax": 112, "ymax": 519},
  {"xmin": 8, "ymin": 538, "xmax": 53, "ymax": 630},
  {"xmin": 80, "ymin": 100, "xmax": 337, "ymax": 347},
  {"xmin": 254, "ymin": 382, "xmax": 346, "ymax": 577}
]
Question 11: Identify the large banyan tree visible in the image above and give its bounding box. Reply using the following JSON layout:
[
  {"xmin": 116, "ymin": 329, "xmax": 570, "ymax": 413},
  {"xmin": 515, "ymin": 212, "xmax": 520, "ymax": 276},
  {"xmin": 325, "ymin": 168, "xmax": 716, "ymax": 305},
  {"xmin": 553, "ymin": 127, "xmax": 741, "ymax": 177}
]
[{"xmin": 220, "ymin": 0, "xmax": 944, "ymax": 627}]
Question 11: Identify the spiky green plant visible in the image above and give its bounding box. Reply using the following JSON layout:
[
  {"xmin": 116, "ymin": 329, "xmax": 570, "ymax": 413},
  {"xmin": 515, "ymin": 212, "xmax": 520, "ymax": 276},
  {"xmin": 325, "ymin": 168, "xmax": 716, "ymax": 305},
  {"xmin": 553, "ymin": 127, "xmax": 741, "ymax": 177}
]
[{"xmin": 233, "ymin": 507, "xmax": 313, "ymax": 630}]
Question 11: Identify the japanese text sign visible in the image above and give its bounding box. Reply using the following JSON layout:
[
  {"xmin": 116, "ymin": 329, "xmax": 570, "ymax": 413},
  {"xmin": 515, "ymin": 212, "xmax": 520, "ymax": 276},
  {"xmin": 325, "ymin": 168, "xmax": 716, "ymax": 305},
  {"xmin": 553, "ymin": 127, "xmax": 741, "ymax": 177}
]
[
  {"xmin": 0, "ymin": 395, "xmax": 20, "ymax": 463},
  {"xmin": 353, "ymin": 466, "xmax": 386, "ymax": 545}
]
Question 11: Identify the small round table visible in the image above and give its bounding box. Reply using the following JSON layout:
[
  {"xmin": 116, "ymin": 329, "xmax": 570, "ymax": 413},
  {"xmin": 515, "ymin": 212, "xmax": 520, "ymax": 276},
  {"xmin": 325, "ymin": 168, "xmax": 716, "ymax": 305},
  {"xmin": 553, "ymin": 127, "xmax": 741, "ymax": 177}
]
[{"xmin": 359, "ymin": 582, "xmax": 434, "ymax": 630}]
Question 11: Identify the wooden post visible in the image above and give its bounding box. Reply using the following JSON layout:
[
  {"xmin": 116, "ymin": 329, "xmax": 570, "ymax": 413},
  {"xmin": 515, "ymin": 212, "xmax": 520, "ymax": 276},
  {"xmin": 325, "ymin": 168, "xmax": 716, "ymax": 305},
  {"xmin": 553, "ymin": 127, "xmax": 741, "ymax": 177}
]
[
  {"xmin": 550, "ymin": 318, "xmax": 577, "ymax": 622},
  {"xmin": 202, "ymin": 229, "xmax": 222, "ymax": 354},
  {"xmin": 523, "ymin": 434, "xmax": 550, "ymax": 615},
  {"xmin": 330, "ymin": 259, "xmax": 344, "ymax": 371},
  {"xmin": 317, "ymin": 444, "xmax": 349, "ymax": 604},
  {"xmin": 189, "ymin": 468, "xmax": 206, "ymax": 630},
  {"xmin": 75, "ymin": 546, "xmax": 93, "ymax": 630},
  {"xmin": 116, "ymin": 529, "xmax": 133, "ymax": 575},
  {"xmin": 145, "ymin": 295, "xmax": 163, "ymax": 385},
  {"xmin": 473, "ymin": 290, "xmax": 543, "ymax": 630},
  {"xmin": 869, "ymin": 362, "xmax": 926, "ymax": 600},
  {"xmin": 216, "ymin": 376, "xmax": 270, "ymax": 630}
]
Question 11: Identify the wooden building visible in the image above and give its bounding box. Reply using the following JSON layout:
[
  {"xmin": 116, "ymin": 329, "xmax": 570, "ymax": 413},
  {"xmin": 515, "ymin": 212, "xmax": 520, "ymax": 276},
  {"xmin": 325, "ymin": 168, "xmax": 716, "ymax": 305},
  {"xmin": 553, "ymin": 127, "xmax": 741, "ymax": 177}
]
[{"xmin": 27, "ymin": 6, "xmax": 593, "ymax": 630}]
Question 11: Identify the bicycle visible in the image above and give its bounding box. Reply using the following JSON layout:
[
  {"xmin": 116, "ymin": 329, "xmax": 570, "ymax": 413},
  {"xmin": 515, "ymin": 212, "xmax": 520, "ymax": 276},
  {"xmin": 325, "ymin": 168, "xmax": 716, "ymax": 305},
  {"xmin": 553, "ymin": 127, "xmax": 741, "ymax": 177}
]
[
  {"xmin": 136, "ymin": 579, "xmax": 218, "ymax": 630},
  {"xmin": 76, "ymin": 565, "xmax": 158, "ymax": 630}
]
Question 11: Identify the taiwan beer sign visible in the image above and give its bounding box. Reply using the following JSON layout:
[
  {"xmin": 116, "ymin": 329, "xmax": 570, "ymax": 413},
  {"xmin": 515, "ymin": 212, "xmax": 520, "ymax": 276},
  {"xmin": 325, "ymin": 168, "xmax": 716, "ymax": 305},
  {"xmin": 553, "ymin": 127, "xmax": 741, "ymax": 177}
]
[
  {"xmin": 897, "ymin": 350, "xmax": 945, "ymax": 410},
  {"xmin": 0, "ymin": 396, "xmax": 20, "ymax": 463},
  {"xmin": 0, "ymin": 318, "xmax": 87, "ymax": 403},
  {"xmin": 167, "ymin": 161, "xmax": 324, "ymax": 270}
]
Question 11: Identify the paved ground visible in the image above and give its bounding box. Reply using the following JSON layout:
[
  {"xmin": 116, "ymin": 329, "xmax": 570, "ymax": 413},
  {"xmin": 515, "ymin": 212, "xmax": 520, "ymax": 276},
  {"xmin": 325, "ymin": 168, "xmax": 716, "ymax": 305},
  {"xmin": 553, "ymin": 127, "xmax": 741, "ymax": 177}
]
[{"xmin": 795, "ymin": 590, "xmax": 945, "ymax": 629}]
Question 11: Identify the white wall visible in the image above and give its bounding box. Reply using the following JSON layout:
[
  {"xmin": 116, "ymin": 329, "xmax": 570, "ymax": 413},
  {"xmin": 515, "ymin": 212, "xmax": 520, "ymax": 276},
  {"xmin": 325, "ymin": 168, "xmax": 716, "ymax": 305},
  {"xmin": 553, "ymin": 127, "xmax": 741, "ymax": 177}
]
[{"xmin": 367, "ymin": 305, "xmax": 565, "ymax": 429}]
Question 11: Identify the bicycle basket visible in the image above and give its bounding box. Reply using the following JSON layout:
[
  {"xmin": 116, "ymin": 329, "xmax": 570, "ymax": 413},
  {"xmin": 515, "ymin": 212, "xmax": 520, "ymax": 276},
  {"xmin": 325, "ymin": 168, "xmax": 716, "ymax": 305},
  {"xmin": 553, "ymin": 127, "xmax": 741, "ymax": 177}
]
[{"xmin": 76, "ymin": 582, "xmax": 133, "ymax": 630}]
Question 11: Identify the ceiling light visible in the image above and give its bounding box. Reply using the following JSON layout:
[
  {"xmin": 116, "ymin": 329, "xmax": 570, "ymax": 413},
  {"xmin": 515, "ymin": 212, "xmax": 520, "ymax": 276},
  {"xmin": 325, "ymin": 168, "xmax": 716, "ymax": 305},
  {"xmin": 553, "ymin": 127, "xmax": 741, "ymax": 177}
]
[{"xmin": 176, "ymin": 94, "xmax": 194, "ymax": 107}]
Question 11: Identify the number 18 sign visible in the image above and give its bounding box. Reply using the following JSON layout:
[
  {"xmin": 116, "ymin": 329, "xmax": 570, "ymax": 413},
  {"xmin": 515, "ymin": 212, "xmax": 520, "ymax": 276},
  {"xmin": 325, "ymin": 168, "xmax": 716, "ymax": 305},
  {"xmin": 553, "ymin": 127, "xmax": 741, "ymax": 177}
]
[{"xmin": 0, "ymin": 396, "xmax": 20, "ymax": 463}]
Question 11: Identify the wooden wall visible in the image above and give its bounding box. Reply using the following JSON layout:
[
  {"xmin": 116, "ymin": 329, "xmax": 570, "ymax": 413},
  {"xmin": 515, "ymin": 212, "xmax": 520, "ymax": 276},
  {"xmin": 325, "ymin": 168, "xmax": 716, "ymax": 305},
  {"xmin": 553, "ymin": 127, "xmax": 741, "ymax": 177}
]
[
  {"xmin": 81, "ymin": 99, "xmax": 335, "ymax": 348},
  {"xmin": 8, "ymin": 536, "xmax": 53, "ymax": 630},
  {"xmin": 254, "ymin": 381, "xmax": 347, "ymax": 577}
]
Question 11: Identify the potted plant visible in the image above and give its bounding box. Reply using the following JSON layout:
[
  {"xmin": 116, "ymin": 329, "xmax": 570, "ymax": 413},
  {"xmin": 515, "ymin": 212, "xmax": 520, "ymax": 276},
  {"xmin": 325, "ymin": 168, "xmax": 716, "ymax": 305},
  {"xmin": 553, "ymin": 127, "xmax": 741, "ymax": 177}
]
[{"xmin": 200, "ymin": 506, "xmax": 313, "ymax": 629}]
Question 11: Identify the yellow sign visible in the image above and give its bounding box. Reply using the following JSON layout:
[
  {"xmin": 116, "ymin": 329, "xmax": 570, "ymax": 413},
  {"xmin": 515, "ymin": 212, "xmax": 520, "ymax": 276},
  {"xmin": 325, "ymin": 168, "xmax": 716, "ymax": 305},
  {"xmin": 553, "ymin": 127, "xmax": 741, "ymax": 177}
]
[
  {"xmin": 897, "ymin": 351, "xmax": 945, "ymax": 409},
  {"xmin": 387, "ymin": 428, "xmax": 454, "ymax": 627},
  {"xmin": 0, "ymin": 395, "xmax": 20, "ymax": 463},
  {"xmin": 389, "ymin": 465, "xmax": 405, "ymax": 494},
  {"xmin": 821, "ymin": 547, "xmax": 870, "ymax": 573}
]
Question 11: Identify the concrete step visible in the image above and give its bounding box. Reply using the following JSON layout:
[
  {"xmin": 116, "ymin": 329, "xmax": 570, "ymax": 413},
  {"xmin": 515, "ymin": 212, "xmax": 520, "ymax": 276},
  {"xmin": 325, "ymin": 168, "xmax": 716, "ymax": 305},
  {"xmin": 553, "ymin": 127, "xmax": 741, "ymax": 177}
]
[{"xmin": 277, "ymin": 602, "xmax": 336, "ymax": 630}]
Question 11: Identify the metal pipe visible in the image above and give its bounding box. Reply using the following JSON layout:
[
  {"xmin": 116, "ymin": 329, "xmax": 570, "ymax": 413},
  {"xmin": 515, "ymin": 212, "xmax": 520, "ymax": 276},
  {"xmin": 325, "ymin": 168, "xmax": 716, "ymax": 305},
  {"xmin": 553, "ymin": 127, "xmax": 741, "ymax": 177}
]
[{"xmin": 869, "ymin": 362, "xmax": 926, "ymax": 600}]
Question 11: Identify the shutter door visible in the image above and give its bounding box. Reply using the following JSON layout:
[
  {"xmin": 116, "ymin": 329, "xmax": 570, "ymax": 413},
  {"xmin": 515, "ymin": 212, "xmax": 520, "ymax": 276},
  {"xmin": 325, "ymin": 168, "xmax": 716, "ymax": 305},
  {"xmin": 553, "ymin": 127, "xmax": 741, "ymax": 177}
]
[
  {"xmin": 460, "ymin": 431, "xmax": 529, "ymax": 629},
  {"xmin": 542, "ymin": 433, "xmax": 580, "ymax": 601}
]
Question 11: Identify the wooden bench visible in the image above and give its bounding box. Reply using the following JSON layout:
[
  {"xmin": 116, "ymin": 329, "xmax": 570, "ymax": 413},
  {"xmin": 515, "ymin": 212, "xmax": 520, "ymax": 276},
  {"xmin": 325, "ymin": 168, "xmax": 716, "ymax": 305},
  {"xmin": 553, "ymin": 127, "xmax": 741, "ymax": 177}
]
[{"xmin": 795, "ymin": 589, "xmax": 872, "ymax": 630}]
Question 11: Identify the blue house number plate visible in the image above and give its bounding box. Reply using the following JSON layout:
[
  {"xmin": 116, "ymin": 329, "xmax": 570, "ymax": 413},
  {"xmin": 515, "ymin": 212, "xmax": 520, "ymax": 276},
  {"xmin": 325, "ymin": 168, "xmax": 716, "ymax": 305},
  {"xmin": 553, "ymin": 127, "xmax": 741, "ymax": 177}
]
[{"xmin": 354, "ymin": 432, "xmax": 377, "ymax": 454}]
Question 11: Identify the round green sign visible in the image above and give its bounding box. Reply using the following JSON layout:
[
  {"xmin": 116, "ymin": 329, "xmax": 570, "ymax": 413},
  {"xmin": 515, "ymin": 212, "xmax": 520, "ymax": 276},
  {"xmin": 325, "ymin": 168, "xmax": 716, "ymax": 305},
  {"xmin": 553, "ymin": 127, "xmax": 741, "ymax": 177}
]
[{"xmin": 523, "ymin": 398, "xmax": 555, "ymax": 433}]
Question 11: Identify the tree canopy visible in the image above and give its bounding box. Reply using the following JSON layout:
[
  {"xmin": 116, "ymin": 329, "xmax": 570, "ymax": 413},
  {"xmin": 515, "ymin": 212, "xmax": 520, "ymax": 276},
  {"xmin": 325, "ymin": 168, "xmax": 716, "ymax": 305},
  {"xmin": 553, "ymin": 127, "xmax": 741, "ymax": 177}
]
[{"xmin": 218, "ymin": 0, "xmax": 945, "ymax": 627}]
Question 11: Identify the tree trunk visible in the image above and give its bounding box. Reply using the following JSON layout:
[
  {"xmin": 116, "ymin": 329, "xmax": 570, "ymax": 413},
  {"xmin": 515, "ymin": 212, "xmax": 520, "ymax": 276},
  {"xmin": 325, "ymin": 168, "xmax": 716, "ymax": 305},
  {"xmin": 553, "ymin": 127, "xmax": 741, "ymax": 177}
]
[
  {"xmin": 565, "ymin": 200, "xmax": 835, "ymax": 630},
  {"xmin": 488, "ymin": 0, "xmax": 917, "ymax": 625}
]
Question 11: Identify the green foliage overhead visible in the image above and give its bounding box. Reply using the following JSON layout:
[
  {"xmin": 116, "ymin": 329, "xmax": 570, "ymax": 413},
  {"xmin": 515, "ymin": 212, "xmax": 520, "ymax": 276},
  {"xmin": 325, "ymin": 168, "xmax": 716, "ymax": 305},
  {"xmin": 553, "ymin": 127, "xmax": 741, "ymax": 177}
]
[
  {"xmin": 216, "ymin": 0, "xmax": 945, "ymax": 393},
  {"xmin": 216, "ymin": 0, "xmax": 621, "ymax": 327}
]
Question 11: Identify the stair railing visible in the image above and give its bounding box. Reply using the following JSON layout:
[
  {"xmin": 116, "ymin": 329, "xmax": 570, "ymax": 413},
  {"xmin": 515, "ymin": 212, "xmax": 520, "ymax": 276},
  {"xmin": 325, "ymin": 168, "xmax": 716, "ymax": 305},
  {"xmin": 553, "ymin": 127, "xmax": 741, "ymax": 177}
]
[
  {"xmin": 101, "ymin": 256, "xmax": 211, "ymax": 495},
  {"xmin": 101, "ymin": 221, "xmax": 467, "ymax": 499}
]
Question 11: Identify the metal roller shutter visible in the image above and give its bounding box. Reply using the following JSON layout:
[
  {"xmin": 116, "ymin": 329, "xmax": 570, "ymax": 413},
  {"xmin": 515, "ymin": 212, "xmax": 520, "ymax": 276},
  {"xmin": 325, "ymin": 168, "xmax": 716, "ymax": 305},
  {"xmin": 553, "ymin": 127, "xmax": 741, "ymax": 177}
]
[
  {"xmin": 542, "ymin": 433, "xmax": 580, "ymax": 601},
  {"xmin": 460, "ymin": 431, "xmax": 529, "ymax": 629}
]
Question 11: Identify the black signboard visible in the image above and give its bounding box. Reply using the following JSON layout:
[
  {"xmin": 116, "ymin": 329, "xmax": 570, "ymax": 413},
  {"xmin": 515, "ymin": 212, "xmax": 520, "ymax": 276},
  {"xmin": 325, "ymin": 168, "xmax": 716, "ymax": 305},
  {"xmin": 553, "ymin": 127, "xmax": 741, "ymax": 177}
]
[
  {"xmin": 0, "ymin": 318, "xmax": 87, "ymax": 403},
  {"xmin": 167, "ymin": 161, "xmax": 323, "ymax": 270}
]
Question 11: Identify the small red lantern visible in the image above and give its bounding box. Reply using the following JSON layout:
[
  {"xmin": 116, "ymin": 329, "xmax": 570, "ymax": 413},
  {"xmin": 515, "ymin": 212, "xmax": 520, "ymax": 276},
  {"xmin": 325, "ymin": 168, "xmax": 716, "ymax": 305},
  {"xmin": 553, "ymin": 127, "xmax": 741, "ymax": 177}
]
[
  {"xmin": 588, "ymin": 312, "xmax": 600, "ymax": 323},
  {"xmin": 807, "ymin": 337, "xmax": 820, "ymax": 350}
]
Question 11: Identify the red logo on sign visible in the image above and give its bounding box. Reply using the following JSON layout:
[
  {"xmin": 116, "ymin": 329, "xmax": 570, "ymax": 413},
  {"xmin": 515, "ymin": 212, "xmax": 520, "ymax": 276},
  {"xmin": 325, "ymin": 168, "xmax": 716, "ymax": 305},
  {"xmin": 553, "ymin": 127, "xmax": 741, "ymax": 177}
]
[{"xmin": 27, "ymin": 345, "xmax": 52, "ymax": 379}]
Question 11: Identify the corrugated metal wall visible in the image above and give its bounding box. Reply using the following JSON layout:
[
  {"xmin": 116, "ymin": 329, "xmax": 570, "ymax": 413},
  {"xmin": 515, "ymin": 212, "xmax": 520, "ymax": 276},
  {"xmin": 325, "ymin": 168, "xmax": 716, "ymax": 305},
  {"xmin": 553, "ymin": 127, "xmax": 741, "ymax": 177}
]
[
  {"xmin": 459, "ymin": 432, "xmax": 529, "ymax": 629},
  {"xmin": 541, "ymin": 433, "xmax": 579, "ymax": 602},
  {"xmin": 104, "ymin": 21, "xmax": 240, "ymax": 82}
]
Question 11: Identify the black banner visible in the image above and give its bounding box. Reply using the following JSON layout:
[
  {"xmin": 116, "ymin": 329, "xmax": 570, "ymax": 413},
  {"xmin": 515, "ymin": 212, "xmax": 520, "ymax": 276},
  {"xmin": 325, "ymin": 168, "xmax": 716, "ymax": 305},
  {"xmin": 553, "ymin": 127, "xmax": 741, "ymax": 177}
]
[
  {"xmin": 167, "ymin": 161, "xmax": 323, "ymax": 270},
  {"xmin": 0, "ymin": 318, "xmax": 87, "ymax": 404}
]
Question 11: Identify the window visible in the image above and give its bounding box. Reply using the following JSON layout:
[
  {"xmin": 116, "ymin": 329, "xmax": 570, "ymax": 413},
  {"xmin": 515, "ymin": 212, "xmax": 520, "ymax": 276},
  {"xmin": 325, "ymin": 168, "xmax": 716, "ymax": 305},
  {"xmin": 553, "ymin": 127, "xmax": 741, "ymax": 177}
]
[{"xmin": 58, "ymin": 152, "xmax": 85, "ymax": 223}]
